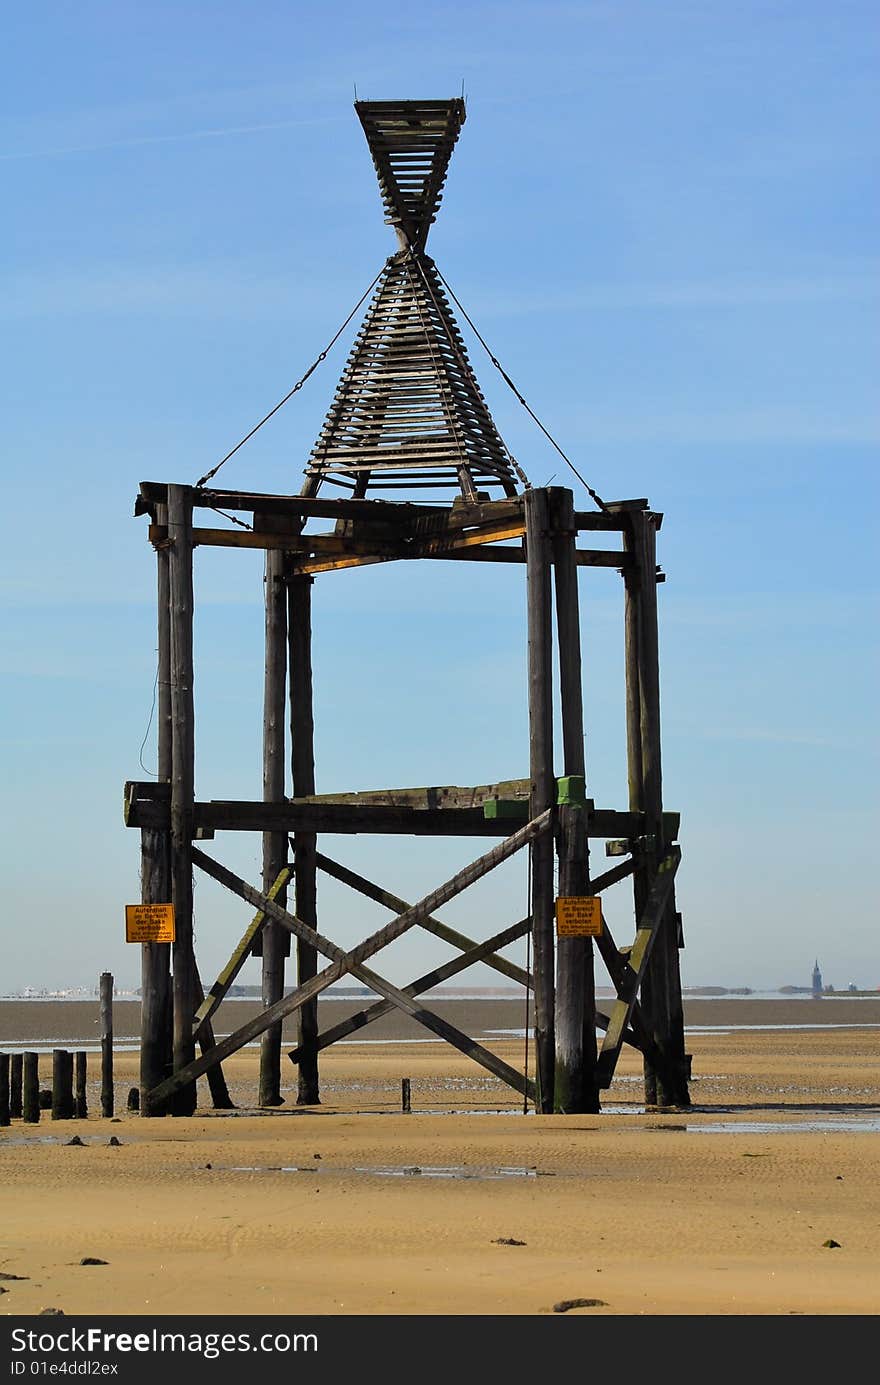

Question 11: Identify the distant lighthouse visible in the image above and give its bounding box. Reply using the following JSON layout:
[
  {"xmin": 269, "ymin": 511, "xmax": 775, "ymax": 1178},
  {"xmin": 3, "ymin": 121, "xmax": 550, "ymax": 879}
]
[{"xmin": 812, "ymin": 959, "xmax": 823, "ymax": 998}]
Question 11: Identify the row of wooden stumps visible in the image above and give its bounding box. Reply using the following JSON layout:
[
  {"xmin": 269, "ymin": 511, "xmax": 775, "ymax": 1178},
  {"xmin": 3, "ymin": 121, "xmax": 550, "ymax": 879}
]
[{"xmin": 0, "ymin": 973, "xmax": 117, "ymax": 1127}]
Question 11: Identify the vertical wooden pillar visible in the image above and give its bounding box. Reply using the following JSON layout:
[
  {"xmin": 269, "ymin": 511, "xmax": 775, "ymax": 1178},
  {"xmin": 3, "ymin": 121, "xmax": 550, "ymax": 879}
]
[
  {"xmin": 624, "ymin": 510, "xmax": 689, "ymax": 1108},
  {"xmin": 141, "ymin": 503, "xmax": 173, "ymax": 1115},
  {"xmin": 289, "ymin": 571, "xmax": 320, "ymax": 1104},
  {"xmin": 10, "ymin": 1053, "xmax": 22, "ymax": 1120},
  {"xmin": 0, "ymin": 1054, "xmax": 9, "ymax": 1127},
  {"xmin": 551, "ymin": 488, "xmax": 599, "ymax": 1113},
  {"xmin": 525, "ymin": 488, "xmax": 556, "ymax": 1113},
  {"xmin": 100, "ymin": 972, "xmax": 114, "ymax": 1118},
  {"xmin": 168, "ymin": 484, "xmax": 197, "ymax": 1116},
  {"xmin": 51, "ymin": 1050, "xmax": 74, "ymax": 1120},
  {"xmin": 22, "ymin": 1052, "xmax": 40, "ymax": 1124},
  {"xmin": 74, "ymin": 1051, "xmax": 88, "ymax": 1119},
  {"xmin": 259, "ymin": 548, "xmax": 289, "ymax": 1106}
]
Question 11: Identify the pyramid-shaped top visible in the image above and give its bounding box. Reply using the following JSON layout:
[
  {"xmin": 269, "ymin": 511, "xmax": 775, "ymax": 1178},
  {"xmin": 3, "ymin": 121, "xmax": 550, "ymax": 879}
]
[
  {"xmin": 356, "ymin": 99, "xmax": 466, "ymax": 250},
  {"xmin": 301, "ymin": 99, "xmax": 523, "ymax": 501}
]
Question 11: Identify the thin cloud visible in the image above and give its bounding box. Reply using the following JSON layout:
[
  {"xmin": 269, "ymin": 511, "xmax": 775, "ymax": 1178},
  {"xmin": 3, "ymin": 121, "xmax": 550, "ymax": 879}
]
[{"xmin": 0, "ymin": 115, "xmax": 341, "ymax": 163}]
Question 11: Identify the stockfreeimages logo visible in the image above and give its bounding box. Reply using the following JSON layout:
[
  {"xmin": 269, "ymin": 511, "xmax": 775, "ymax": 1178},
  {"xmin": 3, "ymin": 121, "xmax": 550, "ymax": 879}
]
[{"xmin": 10, "ymin": 1328, "xmax": 317, "ymax": 1361}]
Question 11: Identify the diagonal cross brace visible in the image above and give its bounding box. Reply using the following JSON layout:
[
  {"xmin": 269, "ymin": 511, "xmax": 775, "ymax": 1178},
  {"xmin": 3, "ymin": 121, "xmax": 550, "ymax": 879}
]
[
  {"xmin": 314, "ymin": 849, "xmax": 532, "ymax": 989},
  {"xmin": 288, "ymin": 915, "xmax": 531, "ymax": 1062},
  {"xmin": 146, "ymin": 810, "xmax": 550, "ymax": 1107},
  {"xmin": 189, "ymin": 854, "xmax": 535, "ymax": 1100},
  {"xmin": 192, "ymin": 866, "xmax": 292, "ymax": 1041},
  {"xmin": 596, "ymin": 848, "xmax": 681, "ymax": 1090}
]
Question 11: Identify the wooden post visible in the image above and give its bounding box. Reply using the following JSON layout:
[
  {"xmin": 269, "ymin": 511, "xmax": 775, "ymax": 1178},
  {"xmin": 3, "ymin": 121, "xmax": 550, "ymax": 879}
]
[
  {"xmin": 100, "ymin": 972, "xmax": 114, "ymax": 1118},
  {"xmin": 168, "ymin": 483, "xmax": 197, "ymax": 1116},
  {"xmin": 10, "ymin": 1053, "xmax": 22, "ymax": 1120},
  {"xmin": 401, "ymin": 1077, "xmax": 411, "ymax": 1113},
  {"xmin": 288, "ymin": 571, "xmax": 319, "ymax": 1105},
  {"xmin": 550, "ymin": 488, "xmax": 599, "ymax": 1113},
  {"xmin": 74, "ymin": 1051, "xmax": 88, "ymax": 1119},
  {"xmin": 22, "ymin": 1052, "xmax": 39, "ymax": 1124},
  {"xmin": 51, "ymin": 1050, "xmax": 74, "ymax": 1120},
  {"xmin": 624, "ymin": 510, "xmax": 689, "ymax": 1108},
  {"xmin": 0, "ymin": 1054, "xmax": 9, "ymax": 1127},
  {"xmin": 140, "ymin": 501, "xmax": 173, "ymax": 1117},
  {"xmin": 525, "ymin": 487, "xmax": 555, "ymax": 1113},
  {"xmin": 259, "ymin": 548, "xmax": 289, "ymax": 1107}
]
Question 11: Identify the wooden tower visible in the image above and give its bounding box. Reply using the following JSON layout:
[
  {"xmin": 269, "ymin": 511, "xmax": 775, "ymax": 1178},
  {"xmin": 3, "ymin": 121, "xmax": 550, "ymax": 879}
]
[{"xmin": 126, "ymin": 98, "xmax": 691, "ymax": 1116}]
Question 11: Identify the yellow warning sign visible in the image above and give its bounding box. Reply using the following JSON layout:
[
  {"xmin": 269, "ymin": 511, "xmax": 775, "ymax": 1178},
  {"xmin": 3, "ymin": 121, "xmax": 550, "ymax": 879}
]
[
  {"xmin": 555, "ymin": 896, "xmax": 602, "ymax": 938},
  {"xmin": 125, "ymin": 903, "xmax": 175, "ymax": 943}
]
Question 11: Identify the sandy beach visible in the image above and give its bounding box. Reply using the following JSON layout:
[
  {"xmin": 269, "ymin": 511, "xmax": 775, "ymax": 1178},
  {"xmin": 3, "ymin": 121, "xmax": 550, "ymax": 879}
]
[{"xmin": 1, "ymin": 1000, "xmax": 878, "ymax": 1317}]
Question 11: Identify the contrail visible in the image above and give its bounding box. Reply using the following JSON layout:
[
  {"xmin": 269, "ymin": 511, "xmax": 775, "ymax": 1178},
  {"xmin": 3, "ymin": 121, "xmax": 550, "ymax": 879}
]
[{"xmin": 0, "ymin": 116, "xmax": 339, "ymax": 162}]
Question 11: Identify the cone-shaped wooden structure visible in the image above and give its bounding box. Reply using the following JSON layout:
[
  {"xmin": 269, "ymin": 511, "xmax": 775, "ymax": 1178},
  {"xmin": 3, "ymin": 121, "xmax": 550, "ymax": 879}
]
[{"xmin": 302, "ymin": 99, "xmax": 522, "ymax": 500}]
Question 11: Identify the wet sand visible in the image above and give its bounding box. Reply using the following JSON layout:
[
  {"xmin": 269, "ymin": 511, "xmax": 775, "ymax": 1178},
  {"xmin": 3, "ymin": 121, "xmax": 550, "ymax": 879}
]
[{"xmin": 1, "ymin": 1005, "xmax": 878, "ymax": 1317}]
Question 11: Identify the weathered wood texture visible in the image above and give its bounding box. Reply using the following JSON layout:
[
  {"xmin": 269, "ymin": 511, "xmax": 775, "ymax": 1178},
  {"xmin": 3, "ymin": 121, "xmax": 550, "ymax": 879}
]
[
  {"xmin": 551, "ymin": 488, "xmax": 599, "ymax": 1114},
  {"xmin": 140, "ymin": 500, "xmax": 173, "ymax": 1117},
  {"xmin": 525, "ymin": 488, "xmax": 556, "ymax": 1112},
  {"xmin": 289, "ymin": 573, "xmax": 319, "ymax": 1104},
  {"xmin": 259, "ymin": 547, "xmax": 289, "ymax": 1107},
  {"xmin": 51, "ymin": 1049, "xmax": 74, "ymax": 1120},
  {"xmin": 147, "ymin": 812, "xmax": 549, "ymax": 1106},
  {"xmin": 125, "ymin": 779, "xmax": 678, "ymax": 841},
  {"xmin": 168, "ymin": 484, "xmax": 197, "ymax": 1116},
  {"xmin": 192, "ymin": 966, "xmax": 233, "ymax": 1110},
  {"xmin": 0, "ymin": 1053, "xmax": 9, "ymax": 1126},
  {"xmin": 624, "ymin": 512, "xmax": 689, "ymax": 1107},
  {"xmin": 23, "ymin": 1051, "xmax": 40, "ymax": 1124},
  {"xmin": 74, "ymin": 1051, "xmax": 88, "ymax": 1119},
  {"xmin": 10, "ymin": 1053, "xmax": 22, "ymax": 1120},
  {"xmin": 596, "ymin": 850, "xmax": 681, "ymax": 1088},
  {"xmin": 100, "ymin": 972, "xmax": 114, "ymax": 1118}
]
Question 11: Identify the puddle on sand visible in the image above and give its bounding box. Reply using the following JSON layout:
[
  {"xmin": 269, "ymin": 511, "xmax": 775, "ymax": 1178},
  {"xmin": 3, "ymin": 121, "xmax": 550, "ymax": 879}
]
[
  {"xmin": 690, "ymin": 1116, "xmax": 880, "ymax": 1134},
  {"xmin": 224, "ymin": 1164, "xmax": 540, "ymax": 1180}
]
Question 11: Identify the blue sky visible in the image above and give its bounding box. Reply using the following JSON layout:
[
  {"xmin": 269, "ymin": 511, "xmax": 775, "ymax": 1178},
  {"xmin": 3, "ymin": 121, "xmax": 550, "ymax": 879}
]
[{"xmin": 2, "ymin": 1, "xmax": 877, "ymax": 994}]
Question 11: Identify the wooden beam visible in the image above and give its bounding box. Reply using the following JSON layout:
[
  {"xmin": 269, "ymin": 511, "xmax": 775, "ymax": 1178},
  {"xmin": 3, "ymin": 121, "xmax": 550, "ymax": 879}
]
[
  {"xmin": 168, "ymin": 483, "xmax": 197, "ymax": 1116},
  {"xmin": 193, "ymin": 867, "xmax": 292, "ymax": 1041},
  {"xmin": 550, "ymin": 487, "xmax": 599, "ymax": 1114},
  {"xmin": 99, "ymin": 972, "xmax": 113, "ymax": 1118},
  {"xmin": 259, "ymin": 547, "xmax": 288, "ymax": 1107},
  {"xmin": 625, "ymin": 511, "xmax": 689, "ymax": 1108},
  {"xmin": 314, "ymin": 850, "xmax": 531, "ymax": 988},
  {"xmin": 192, "ymin": 966, "xmax": 233, "ymax": 1109},
  {"xmin": 288, "ymin": 916, "xmax": 531, "ymax": 1060},
  {"xmin": 189, "ymin": 852, "xmax": 533, "ymax": 1101},
  {"xmin": 140, "ymin": 501, "xmax": 173, "ymax": 1118},
  {"xmin": 147, "ymin": 811, "xmax": 551, "ymax": 1106},
  {"xmin": 124, "ymin": 781, "xmax": 678, "ymax": 842},
  {"xmin": 289, "ymin": 572, "xmax": 319, "ymax": 1105},
  {"xmin": 139, "ymin": 482, "xmax": 523, "ymax": 528},
  {"xmin": 525, "ymin": 488, "xmax": 555, "ymax": 1113},
  {"xmin": 596, "ymin": 848, "xmax": 681, "ymax": 1089}
]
